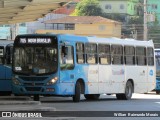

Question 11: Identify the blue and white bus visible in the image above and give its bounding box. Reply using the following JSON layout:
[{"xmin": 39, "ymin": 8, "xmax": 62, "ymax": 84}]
[
  {"xmin": 0, "ymin": 40, "xmax": 13, "ymax": 95},
  {"xmin": 12, "ymin": 34, "xmax": 156, "ymax": 102},
  {"xmin": 155, "ymin": 49, "xmax": 160, "ymax": 94}
]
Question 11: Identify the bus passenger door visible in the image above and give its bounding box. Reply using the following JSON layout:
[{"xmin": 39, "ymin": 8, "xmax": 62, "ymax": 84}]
[
  {"xmin": 87, "ymin": 65, "xmax": 99, "ymax": 94},
  {"xmin": 5, "ymin": 45, "xmax": 13, "ymax": 92},
  {"xmin": 98, "ymin": 65, "xmax": 112, "ymax": 93},
  {"xmin": 0, "ymin": 46, "xmax": 5, "ymax": 83},
  {"xmin": 59, "ymin": 45, "xmax": 75, "ymax": 95}
]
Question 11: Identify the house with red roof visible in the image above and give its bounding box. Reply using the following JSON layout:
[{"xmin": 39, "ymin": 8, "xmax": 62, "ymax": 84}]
[{"xmin": 36, "ymin": 16, "xmax": 122, "ymax": 38}]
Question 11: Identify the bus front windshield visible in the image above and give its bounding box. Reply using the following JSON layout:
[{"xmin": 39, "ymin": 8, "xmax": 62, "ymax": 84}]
[
  {"xmin": 156, "ymin": 56, "xmax": 160, "ymax": 77},
  {"xmin": 13, "ymin": 46, "xmax": 58, "ymax": 75}
]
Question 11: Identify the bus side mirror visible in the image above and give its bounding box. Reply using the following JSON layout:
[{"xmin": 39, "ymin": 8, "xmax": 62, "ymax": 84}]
[
  {"xmin": 6, "ymin": 46, "xmax": 12, "ymax": 64},
  {"xmin": 62, "ymin": 46, "xmax": 68, "ymax": 56}
]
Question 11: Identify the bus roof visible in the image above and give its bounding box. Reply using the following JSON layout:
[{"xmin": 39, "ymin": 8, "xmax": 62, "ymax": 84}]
[
  {"xmin": 16, "ymin": 34, "xmax": 154, "ymax": 48},
  {"xmin": 59, "ymin": 34, "xmax": 154, "ymax": 47}
]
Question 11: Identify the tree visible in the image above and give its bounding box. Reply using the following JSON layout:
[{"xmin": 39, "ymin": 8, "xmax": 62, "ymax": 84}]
[{"xmin": 72, "ymin": 0, "xmax": 103, "ymax": 16}]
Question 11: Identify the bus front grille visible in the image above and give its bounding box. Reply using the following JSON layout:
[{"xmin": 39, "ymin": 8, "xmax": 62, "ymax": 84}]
[
  {"xmin": 19, "ymin": 77, "xmax": 48, "ymax": 81},
  {"xmin": 25, "ymin": 87, "xmax": 41, "ymax": 92},
  {"xmin": 24, "ymin": 83, "xmax": 44, "ymax": 86}
]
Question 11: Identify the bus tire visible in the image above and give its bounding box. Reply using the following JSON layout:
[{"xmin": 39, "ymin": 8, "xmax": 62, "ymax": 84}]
[
  {"xmin": 156, "ymin": 91, "xmax": 160, "ymax": 94},
  {"xmin": 116, "ymin": 94, "xmax": 123, "ymax": 100},
  {"xmin": 122, "ymin": 81, "xmax": 133, "ymax": 100},
  {"xmin": 84, "ymin": 94, "xmax": 100, "ymax": 100},
  {"xmin": 33, "ymin": 95, "xmax": 39, "ymax": 101},
  {"xmin": 73, "ymin": 82, "xmax": 81, "ymax": 102}
]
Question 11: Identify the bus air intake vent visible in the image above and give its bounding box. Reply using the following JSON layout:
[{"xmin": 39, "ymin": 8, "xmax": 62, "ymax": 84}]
[
  {"xmin": 19, "ymin": 77, "xmax": 48, "ymax": 81},
  {"xmin": 25, "ymin": 87, "xmax": 41, "ymax": 92}
]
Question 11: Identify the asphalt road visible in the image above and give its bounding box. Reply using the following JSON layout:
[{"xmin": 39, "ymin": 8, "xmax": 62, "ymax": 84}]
[{"xmin": 0, "ymin": 92, "xmax": 160, "ymax": 120}]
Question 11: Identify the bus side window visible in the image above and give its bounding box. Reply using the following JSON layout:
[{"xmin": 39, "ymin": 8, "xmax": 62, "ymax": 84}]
[
  {"xmin": 124, "ymin": 46, "xmax": 135, "ymax": 65},
  {"xmin": 136, "ymin": 47, "xmax": 146, "ymax": 66},
  {"xmin": 98, "ymin": 44, "xmax": 111, "ymax": 64},
  {"xmin": 111, "ymin": 45, "xmax": 123, "ymax": 65},
  {"xmin": 85, "ymin": 43, "xmax": 97, "ymax": 64},
  {"xmin": 6, "ymin": 46, "xmax": 13, "ymax": 65},
  {"xmin": 147, "ymin": 47, "xmax": 154, "ymax": 66},
  {"xmin": 76, "ymin": 43, "xmax": 85, "ymax": 64},
  {"xmin": 60, "ymin": 46, "xmax": 74, "ymax": 70},
  {"xmin": 0, "ymin": 47, "xmax": 4, "ymax": 64}
]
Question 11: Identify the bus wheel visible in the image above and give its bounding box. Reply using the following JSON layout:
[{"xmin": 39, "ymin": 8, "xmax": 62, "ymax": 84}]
[
  {"xmin": 84, "ymin": 94, "xmax": 100, "ymax": 100},
  {"xmin": 33, "ymin": 95, "xmax": 39, "ymax": 101},
  {"xmin": 73, "ymin": 82, "xmax": 81, "ymax": 102},
  {"xmin": 156, "ymin": 91, "xmax": 160, "ymax": 94},
  {"xmin": 123, "ymin": 81, "xmax": 133, "ymax": 100},
  {"xmin": 116, "ymin": 81, "xmax": 133, "ymax": 100},
  {"xmin": 116, "ymin": 94, "xmax": 123, "ymax": 100}
]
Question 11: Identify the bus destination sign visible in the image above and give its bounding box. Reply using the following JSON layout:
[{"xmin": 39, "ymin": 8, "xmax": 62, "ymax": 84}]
[{"xmin": 19, "ymin": 38, "xmax": 51, "ymax": 44}]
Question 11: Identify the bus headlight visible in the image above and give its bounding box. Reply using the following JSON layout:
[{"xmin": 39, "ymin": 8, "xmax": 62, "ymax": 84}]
[
  {"xmin": 12, "ymin": 77, "xmax": 21, "ymax": 85},
  {"xmin": 46, "ymin": 77, "xmax": 58, "ymax": 86}
]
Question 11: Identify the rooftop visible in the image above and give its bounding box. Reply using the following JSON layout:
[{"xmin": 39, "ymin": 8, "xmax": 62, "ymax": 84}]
[{"xmin": 45, "ymin": 16, "xmax": 121, "ymax": 24}]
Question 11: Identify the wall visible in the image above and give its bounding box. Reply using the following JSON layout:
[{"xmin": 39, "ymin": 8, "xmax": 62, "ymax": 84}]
[{"xmin": 36, "ymin": 22, "xmax": 121, "ymax": 38}]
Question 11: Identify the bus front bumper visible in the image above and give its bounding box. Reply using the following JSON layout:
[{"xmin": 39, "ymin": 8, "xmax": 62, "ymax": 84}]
[{"xmin": 12, "ymin": 85, "xmax": 59, "ymax": 95}]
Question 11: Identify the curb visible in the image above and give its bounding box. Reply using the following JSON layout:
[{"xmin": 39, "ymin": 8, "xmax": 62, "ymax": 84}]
[
  {"xmin": 19, "ymin": 107, "xmax": 56, "ymax": 111},
  {"xmin": 0, "ymin": 96, "xmax": 31, "ymax": 101},
  {"xmin": 0, "ymin": 101, "xmax": 41, "ymax": 105}
]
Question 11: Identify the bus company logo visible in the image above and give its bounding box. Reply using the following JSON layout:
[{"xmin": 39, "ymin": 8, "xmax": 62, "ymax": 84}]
[
  {"xmin": 112, "ymin": 69, "xmax": 124, "ymax": 75},
  {"xmin": 149, "ymin": 70, "xmax": 153, "ymax": 76},
  {"xmin": 2, "ymin": 112, "xmax": 11, "ymax": 117}
]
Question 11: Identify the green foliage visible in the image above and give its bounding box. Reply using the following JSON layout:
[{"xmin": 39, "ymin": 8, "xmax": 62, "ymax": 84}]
[
  {"xmin": 102, "ymin": 13, "xmax": 126, "ymax": 22},
  {"xmin": 128, "ymin": 16, "xmax": 143, "ymax": 24},
  {"xmin": 73, "ymin": 0, "xmax": 103, "ymax": 16}
]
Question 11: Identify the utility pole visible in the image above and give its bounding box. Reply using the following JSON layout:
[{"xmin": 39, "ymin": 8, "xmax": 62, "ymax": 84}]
[{"xmin": 143, "ymin": 0, "xmax": 148, "ymax": 40}]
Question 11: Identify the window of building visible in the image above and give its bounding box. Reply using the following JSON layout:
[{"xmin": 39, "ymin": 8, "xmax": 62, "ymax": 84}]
[
  {"xmin": 111, "ymin": 45, "xmax": 123, "ymax": 65},
  {"xmin": 105, "ymin": 4, "xmax": 112, "ymax": 9},
  {"xmin": 85, "ymin": 43, "xmax": 97, "ymax": 64},
  {"xmin": 147, "ymin": 47, "xmax": 154, "ymax": 66},
  {"xmin": 120, "ymin": 4, "xmax": 124, "ymax": 9},
  {"xmin": 124, "ymin": 46, "xmax": 135, "ymax": 65},
  {"xmin": 152, "ymin": 4, "xmax": 158, "ymax": 9},
  {"xmin": 76, "ymin": 43, "xmax": 85, "ymax": 64},
  {"xmin": 57, "ymin": 24, "xmax": 65, "ymax": 30},
  {"xmin": 136, "ymin": 47, "xmax": 146, "ymax": 65},
  {"xmin": 99, "ymin": 25, "xmax": 106, "ymax": 31},
  {"xmin": 98, "ymin": 44, "xmax": 111, "ymax": 65},
  {"xmin": 65, "ymin": 24, "xmax": 75, "ymax": 30}
]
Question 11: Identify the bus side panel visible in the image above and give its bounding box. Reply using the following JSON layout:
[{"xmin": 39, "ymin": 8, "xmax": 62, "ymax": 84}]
[
  {"xmin": 147, "ymin": 66, "xmax": 156, "ymax": 92},
  {"xmin": 126, "ymin": 66, "xmax": 147, "ymax": 93},
  {"xmin": 0, "ymin": 66, "xmax": 7, "ymax": 91},
  {"xmin": 99, "ymin": 65, "xmax": 113, "ymax": 93},
  {"xmin": 59, "ymin": 70, "xmax": 75, "ymax": 95},
  {"xmin": 5, "ymin": 66, "xmax": 12, "ymax": 91},
  {"xmin": 111, "ymin": 65, "xmax": 125, "ymax": 93}
]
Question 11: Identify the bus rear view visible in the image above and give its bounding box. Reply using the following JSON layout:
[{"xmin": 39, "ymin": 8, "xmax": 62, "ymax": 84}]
[{"xmin": 12, "ymin": 34, "xmax": 58, "ymax": 100}]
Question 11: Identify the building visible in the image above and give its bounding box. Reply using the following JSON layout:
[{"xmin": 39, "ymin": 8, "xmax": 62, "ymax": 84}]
[
  {"xmin": 27, "ymin": 0, "xmax": 79, "ymax": 34},
  {"xmin": 36, "ymin": 16, "xmax": 122, "ymax": 38},
  {"xmin": 99, "ymin": 0, "xmax": 140, "ymax": 23},
  {"xmin": 147, "ymin": 0, "xmax": 160, "ymax": 24}
]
